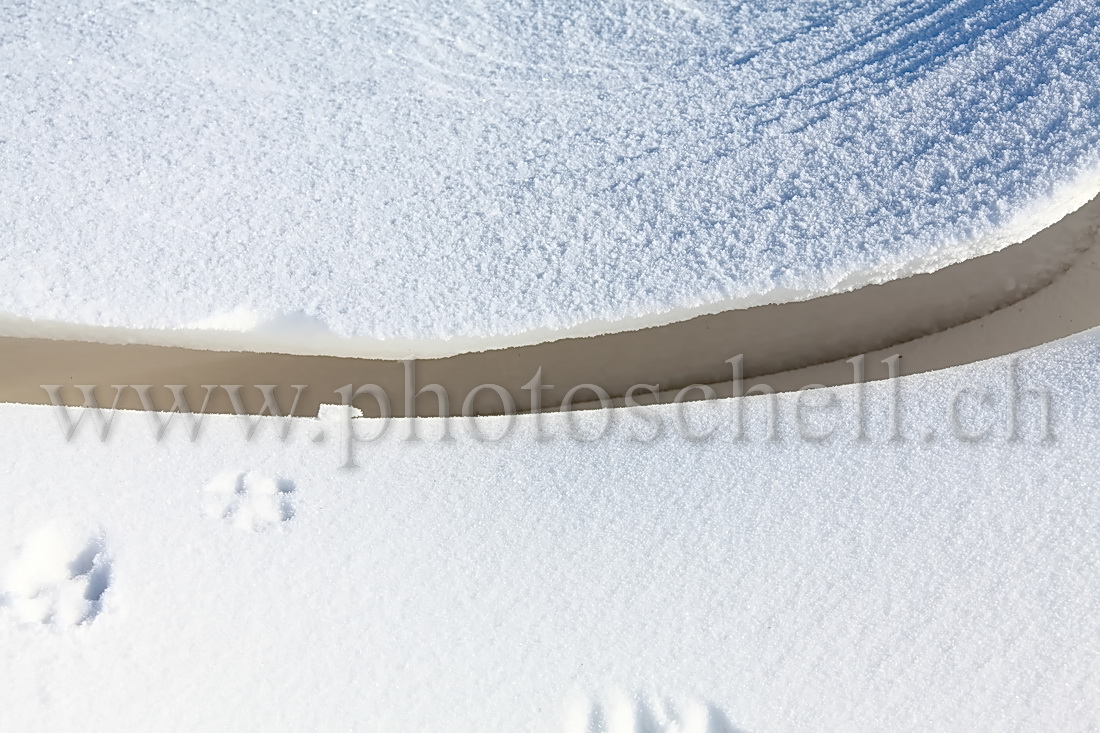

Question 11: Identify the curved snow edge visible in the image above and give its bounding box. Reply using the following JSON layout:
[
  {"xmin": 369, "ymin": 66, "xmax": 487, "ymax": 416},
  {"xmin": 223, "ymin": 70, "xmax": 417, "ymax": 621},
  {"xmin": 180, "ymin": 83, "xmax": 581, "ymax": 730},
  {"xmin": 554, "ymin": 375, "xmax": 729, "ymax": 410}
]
[{"xmin": 2, "ymin": 168, "xmax": 1099, "ymax": 360}]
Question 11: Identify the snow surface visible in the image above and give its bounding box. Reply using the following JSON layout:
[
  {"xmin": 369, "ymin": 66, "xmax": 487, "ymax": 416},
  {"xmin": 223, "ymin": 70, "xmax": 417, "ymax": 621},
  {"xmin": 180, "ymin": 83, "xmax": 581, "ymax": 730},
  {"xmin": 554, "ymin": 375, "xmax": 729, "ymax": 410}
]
[
  {"xmin": 2, "ymin": 0, "xmax": 1100, "ymax": 355},
  {"xmin": 1, "ymin": 328, "xmax": 1098, "ymax": 730}
]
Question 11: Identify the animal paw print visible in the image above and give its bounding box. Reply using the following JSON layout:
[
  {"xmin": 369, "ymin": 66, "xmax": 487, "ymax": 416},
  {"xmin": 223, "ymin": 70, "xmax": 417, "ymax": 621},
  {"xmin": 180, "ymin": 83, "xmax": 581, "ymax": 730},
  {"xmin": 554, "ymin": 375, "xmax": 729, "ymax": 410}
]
[
  {"xmin": 203, "ymin": 471, "xmax": 295, "ymax": 532},
  {"xmin": 563, "ymin": 690, "xmax": 740, "ymax": 733},
  {"xmin": 1, "ymin": 522, "xmax": 112, "ymax": 628}
]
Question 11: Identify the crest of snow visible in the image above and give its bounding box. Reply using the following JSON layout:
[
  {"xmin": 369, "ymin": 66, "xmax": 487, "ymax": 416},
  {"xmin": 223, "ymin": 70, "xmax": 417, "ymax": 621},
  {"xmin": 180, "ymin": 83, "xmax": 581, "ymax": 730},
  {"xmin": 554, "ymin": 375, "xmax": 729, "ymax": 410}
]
[{"xmin": 1, "ymin": 0, "xmax": 1099, "ymax": 355}]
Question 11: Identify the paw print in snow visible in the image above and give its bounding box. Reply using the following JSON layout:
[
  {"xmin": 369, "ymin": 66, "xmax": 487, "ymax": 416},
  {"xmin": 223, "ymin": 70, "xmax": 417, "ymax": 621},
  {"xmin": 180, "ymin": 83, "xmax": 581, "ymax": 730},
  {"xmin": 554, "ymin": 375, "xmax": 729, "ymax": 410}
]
[
  {"xmin": 203, "ymin": 471, "xmax": 295, "ymax": 532},
  {"xmin": 2, "ymin": 522, "xmax": 112, "ymax": 628},
  {"xmin": 563, "ymin": 690, "xmax": 741, "ymax": 733}
]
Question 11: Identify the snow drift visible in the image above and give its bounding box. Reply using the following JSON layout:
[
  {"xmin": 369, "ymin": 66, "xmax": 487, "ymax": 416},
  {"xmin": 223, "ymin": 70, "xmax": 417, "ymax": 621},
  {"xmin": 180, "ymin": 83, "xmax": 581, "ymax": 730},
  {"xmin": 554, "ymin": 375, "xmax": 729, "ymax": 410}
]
[{"xmin": 1, "ymin": 0, "xmax": 1099, "ymax": 355}]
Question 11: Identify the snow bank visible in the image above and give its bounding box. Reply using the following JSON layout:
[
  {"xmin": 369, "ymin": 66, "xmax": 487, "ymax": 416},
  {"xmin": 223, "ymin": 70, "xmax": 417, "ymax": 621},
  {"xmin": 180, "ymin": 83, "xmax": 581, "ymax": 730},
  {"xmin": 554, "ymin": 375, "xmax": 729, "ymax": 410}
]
[
  {"xmin": 1, "ymin": 0, "xmax": 1099, "ymax": 355},
  {"xmin": 1, "ymin": 327, "xmax": 1098, "ymax": 730}
]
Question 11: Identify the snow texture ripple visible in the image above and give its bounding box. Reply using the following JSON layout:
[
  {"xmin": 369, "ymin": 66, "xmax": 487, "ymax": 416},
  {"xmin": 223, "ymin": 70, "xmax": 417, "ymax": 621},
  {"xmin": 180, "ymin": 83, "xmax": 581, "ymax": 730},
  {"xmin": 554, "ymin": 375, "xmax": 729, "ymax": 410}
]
[{"xmin": 1, "ymin": 0, "xmax": 1099, "ymax": 354}]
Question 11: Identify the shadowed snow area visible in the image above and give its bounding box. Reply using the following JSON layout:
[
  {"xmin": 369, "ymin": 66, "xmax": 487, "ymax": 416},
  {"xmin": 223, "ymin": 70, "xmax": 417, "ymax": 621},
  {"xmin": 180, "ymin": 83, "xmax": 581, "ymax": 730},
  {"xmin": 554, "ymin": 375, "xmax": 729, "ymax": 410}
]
[
  {"xmin": 2, "ymin": 194, "xmax": 1097, "ymax": 416},
  {"xmin": 1, "ymin": 0, "xmax": 1099, "ymax": 355}
]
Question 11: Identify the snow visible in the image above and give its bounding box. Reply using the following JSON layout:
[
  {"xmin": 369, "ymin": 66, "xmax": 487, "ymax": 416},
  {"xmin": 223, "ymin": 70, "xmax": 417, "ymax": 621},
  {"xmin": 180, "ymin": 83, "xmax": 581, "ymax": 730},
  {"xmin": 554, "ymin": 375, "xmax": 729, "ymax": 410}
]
[
  {"xmin": 1, "ymin": 0, "xmax": 1099, "ymax": 355},
  {"xmin": 1, "ymin": 327, "xmax": 1098, "ymax": 730},
  {"xmin": 3, "ymin": 1, "xmax": 1098, "ymax": 728}
]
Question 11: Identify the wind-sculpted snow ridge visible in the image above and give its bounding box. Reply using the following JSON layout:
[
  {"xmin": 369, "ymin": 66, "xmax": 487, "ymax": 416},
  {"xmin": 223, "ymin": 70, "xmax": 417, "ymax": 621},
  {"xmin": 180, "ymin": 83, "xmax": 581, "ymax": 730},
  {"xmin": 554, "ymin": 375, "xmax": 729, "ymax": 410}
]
[{"xmin": 1, "ymin": 0, "xmax": 1099, "ymax": 356}]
